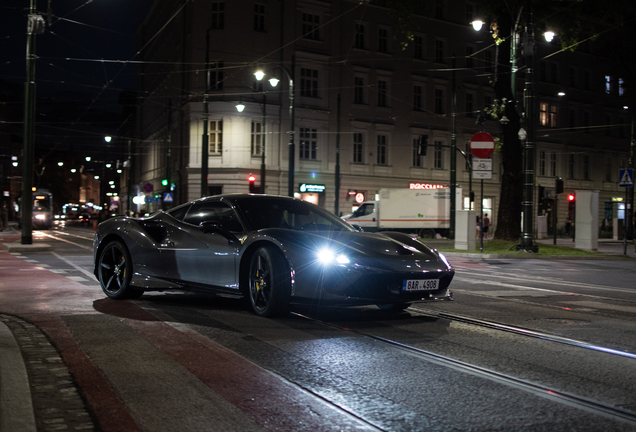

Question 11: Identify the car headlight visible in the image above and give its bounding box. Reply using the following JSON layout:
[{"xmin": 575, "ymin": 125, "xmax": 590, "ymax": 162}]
[
  {"xmin": 317, "ymin": 248, "xmax": 350, "ymax": 265},
  {"xmin": 35, "ymin": 214, "xmax": 45, "ymax": 220},
  {"xmin": 438, "ymin": 252, "xmax": 451, "ymax": 269}
]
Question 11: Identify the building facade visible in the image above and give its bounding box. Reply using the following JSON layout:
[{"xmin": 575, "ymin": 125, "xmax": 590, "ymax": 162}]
[{"xmin": 130, "ymin": 0, "xmax": 633, "ymax": 237}]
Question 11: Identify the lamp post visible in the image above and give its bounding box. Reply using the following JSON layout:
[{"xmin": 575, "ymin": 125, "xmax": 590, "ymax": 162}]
[
  {"xmin": 253, "ymin": 73, "xmax": 269, "ymax": 194},
  {"xmin": 201, "ymin": 29, "xmax": 211, "ymax": 198},
  {"xmin": 257, "ymin": 57, "xmax": 295, "ymax": 197},
  {"xmin": 21, "ymin": 1, "xmax": 44, "ymax": 245}
]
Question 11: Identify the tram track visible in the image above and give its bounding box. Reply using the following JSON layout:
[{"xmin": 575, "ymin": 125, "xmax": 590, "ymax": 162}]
[
  {"xmin": 290, "ymin": 310, "xmax": 636, "ymax": 427},
  {"xmin": 409, "ymin": 307, "xmax": 636, "ymax": 360}
]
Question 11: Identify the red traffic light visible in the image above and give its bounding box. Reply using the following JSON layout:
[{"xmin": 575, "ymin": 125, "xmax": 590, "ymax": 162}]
[
  {"xmin": 248, "ymin": 174, "xmax": 256, "ymax": 182},
  {"xmin": 568, "ymin": 194, "xmax": 575, "ymax": 202}
]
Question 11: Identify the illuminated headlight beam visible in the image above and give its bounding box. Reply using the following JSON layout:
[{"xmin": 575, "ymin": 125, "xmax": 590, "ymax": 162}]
[{"xmin": 317, "ymin": 248, "xmax": 350, "ymax": 265}]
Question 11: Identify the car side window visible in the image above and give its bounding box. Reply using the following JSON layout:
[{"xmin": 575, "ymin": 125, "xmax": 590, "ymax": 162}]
[
  {"xmin": 356, "ymin": 204, "xmax": 373, "ymax": 216},
  {"xmin": 184, "ymin": 202, "xmax": 243, "ymax": 232},
  {"xmin": 167, "ymin": 204, "xmax": 190, "ymax": 221}
]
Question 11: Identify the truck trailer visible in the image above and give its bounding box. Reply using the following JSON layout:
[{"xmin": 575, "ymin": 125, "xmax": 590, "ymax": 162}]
[{"xmin": 342, "ymin": 188, "xmax": 461, "ymax": 238}]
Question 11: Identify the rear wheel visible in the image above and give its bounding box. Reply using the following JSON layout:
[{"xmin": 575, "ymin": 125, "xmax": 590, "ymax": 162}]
[
  {"xmin": 248, "ymin": 246, "xmax": 291, "ymax": 317},
  {"xmin": 419, "ymin": 228, "xmax": 436, "ymax": 239},
  {"xmin": 98, "ymin": 241, "xmax": 142, "ymax": 299}
]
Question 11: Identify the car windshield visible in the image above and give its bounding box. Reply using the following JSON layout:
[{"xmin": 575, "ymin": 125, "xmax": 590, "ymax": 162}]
[{"xmin": 235, "ymin": 197, "xmax": 356, "ymax": 232}]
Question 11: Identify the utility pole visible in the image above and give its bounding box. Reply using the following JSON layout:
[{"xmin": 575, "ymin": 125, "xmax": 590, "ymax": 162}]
[
  {"xmin": 334, "ymin": 94, "xmax": 341, "ymax": 215},
  {"xmin": 450, "ymin": 56, "xmax": 457, "ymax": 240},
  {"xmin": 201, "ymin": 29, "xmax": 210, "ymax": 198},
  {"xmin": 519, "ymin": 0, "xmax": 537, "ymax": 252},
  {"xmin": 21, "ymin": 2, "xmax": 44, "ymax": 245}
]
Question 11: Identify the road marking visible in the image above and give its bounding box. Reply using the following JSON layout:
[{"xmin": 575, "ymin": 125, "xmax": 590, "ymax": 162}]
[
  {"xmin": 35, "ymin": 232, "xmax": 93, "ymax": 251},
  {"xmin": 66, "ymin": 276, "xmax": 88, "ymax": 282},
  {"xmin": 50, "ymin": 252, "xmax": 95, "ymax": 280}
]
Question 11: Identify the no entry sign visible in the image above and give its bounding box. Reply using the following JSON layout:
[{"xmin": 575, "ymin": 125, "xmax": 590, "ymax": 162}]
[{"xmin": 470, "ymin": 132, "xmax": 495, "ymax": 159}]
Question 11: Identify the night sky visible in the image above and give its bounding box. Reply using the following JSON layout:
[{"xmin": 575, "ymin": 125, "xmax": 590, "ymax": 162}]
[{"xmin": 1, "ymin": 0, "xmax": 153, "ymax": 161}]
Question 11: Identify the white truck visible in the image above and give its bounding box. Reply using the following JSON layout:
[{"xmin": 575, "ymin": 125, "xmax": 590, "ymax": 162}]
[{"xmin": 342, "ymin": 188, "xmax": 461, "ymax": 238}]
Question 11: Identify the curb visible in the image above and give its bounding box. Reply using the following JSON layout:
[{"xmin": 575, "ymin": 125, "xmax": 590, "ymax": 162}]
[
  {"xmin": 443, "ymin": 251, "xmax": 634, "ymax": 260},
  {"xmin": 2, "ymin": 242, "xmax": 53, "ymax": 253},
  {"xmin": 0, "ymin": 317, "xmax": 37, "ymax": 432}
]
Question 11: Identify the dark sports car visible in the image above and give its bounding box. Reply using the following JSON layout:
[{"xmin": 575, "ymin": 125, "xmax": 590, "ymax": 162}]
[{"xmin": 93, "ymin": 194, "xmax": 454, "ymax": 317}]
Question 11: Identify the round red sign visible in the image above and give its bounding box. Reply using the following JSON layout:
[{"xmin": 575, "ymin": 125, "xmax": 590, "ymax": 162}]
[{"xmin": 470, "ymin": 132, "xmax": 495, "ymax": 159}]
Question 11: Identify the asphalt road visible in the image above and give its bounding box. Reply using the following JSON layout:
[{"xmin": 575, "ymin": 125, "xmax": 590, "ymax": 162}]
[{"xmin": 1, "ymin": 222, "xmax": 636, "ymax": 431}]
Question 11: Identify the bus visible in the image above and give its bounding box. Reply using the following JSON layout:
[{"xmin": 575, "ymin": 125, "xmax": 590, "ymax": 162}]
[{"xmin": 32, "ymin": 190, "xmax": 53, "ymax": 229}]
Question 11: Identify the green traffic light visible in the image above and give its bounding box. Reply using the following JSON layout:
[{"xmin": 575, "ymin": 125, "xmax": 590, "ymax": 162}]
[{"xmin": 161, "ymin": 179, "xmax": 168, "ymax": 186}]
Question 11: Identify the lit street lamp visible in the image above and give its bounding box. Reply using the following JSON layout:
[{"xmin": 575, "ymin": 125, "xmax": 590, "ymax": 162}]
[{"xmin": 254, "ymin": 58, "xmax": 296, "ymax": 197}]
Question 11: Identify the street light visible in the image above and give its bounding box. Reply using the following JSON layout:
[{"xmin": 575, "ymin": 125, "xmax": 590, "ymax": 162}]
[{"xmin": 255, "ymin": 58, "xmax": 296, "ymax": 197}]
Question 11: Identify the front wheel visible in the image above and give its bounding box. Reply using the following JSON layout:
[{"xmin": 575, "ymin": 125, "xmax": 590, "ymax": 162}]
[
  {"xmin": 98, "ymin": 240, "xmax": 141, "ymax": 299},
  {"xmin": 248, "ymin": 246, "xmax": 291, "ymax": 317}
]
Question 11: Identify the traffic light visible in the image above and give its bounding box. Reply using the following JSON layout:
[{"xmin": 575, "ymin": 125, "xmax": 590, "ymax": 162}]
[
  {"xmin": 568, "ymin": 193, "xmax": 575, "ymax": 203},
  {"xmin": 248, "ymin": 173, "xmax": 256, "ymax": 193},
  {"xmin": 556, "ymin": 177, "xmax": 564, "ymax": 194}
]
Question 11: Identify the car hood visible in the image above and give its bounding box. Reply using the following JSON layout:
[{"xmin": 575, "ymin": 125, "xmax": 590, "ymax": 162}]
[{"xmin": 260, "ymin": 229, "xmax": 441, "ymax": 261}]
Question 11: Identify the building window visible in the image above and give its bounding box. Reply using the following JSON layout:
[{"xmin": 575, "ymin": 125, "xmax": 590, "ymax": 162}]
[
  {"xmin": 569, "ymin": 109, "xmax": 576, "ymax": 130},
  {"xmin": 550, "ymin": 63, "xmax": 558, "ymax": 83},
  {"xmin": 584, "ymin": 70, "xmax": 591, "ymax": 90},
  {"xmin": 539, "ymin": 151, "xmax": 546, "ymax": 176},
  {"xmin": 605, "ymin": 75, "xmax": 612, "ymax": 94},
  {"xmin": 619, "ymin": 78, "xmax": 626, "ymax": 96},
  {"xmin": 605, "ymin": 158, "xmax": 612, "ymax": 182},
  {"xmin": 466, "ymin": 46, "xmax": 474, "ymax": 68},
  {"xmin": 299, "ymin": 128, "xmax": 317, "ymax": 160},
  {"xmin": 254, "ymin": 4, "xmax": 265, "ymax": 32},
  {"xmin": 484, "ymin": 95, "xmax": 492, "ymax": 108},
  {"xmin": 550, "ymin": 153, "xmax": 557, "ymax": 177},
  {"xmin": 353, "ymin": 133, "xmax": 363, "ymax": 163},
  {"xmin": 435, "ymin": 39, "xmax": 445, "ymax": 63},
  {"xmin": 378, "ymin": 28, "xmax": 388, "ymax": 53},
  {"xmin": 355, "ymin": 23, "xmax": 366, "ymax": 49},
  {"xmin": 466, "ymin": 93, "xmax": 474, "ymax": 117},
  {"xmin": 414, "ymin": 35, "xmax": 423, "ymax": 59},
  {"xmin": 540, "ymin": 61, "xmax": 547, "ymax": 81},
  {"xmin": 436, "ymin": 0, "xmax": 444, "ymax": 19},
  {"xmin": 434, "ymin": 88, "xmax": 444, "ymax": 114},
  {"xmin": 550, "ymin": 106, "xmax": 557, "ymax": 127},
  {"xmin": 251, "ymin": 121, "xmax": 263, "ymax": 156},
  {"xmin": 569, "ymin": 66, "xmax": 576, "ymax": 88},
  {"xmin": 583, "ymin": 155, "xmax": 590, "ymax": 180},
  {"xmin": 568, "ymin": 154, "xmax": 575, "ymax": 179},
  {"xmin": 413, "ymin": 137, "xmax": 422, "ymax": 167},
  {"xmin": 209, "ymin": 120, "xmax": 223, "ymax": 155},
  {"xmin": 354, "ymin": 77, "xmax": 365, "ymax": 104},
  {"xmin": 209, "ymin": 61, "xmax": 224, "ymax": 90},
  {"xmin": 300, "ymin": 68, "xmax": 319, "ymax": 98},
  {"xmin": 211, "ymin": 2, "xmax": 225, "ymax": 30},
  {"xmin": 302, "ymin": 13, "xmax": 320, "ymax": 40},
  {"xmin": 434, "ymin": 141, "xmax": 443, "ymax": 169},
  {"xmin": 413, "ymin": 85, "xmax": 423, "ymax": 111},
  {"xmin": 540, "ymin": 102, "xmax": 548, "ymax": 126},
  {"xmin": 377, "ymin": 134, "xmax": 387, "ymax": 165},
  {"xmin": 466, "ymin": 3, "xmax": 475, "ymax": 25},
  {"xmin": 377, "ymin": 80, "xmax": 388, "ymax": 107},
  {"xmin": 584, "ymin": 111, "xmax": 591, "ymax": 133}
]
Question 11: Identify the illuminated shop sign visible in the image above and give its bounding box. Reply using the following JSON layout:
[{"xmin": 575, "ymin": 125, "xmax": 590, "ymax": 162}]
[
  {"xmin": 299, "ymin": 183, "xmax": 326, "ymax": 193},
  {"xmin": 409, "ymin": 183, "xmax": 448, "ymax": 190}
]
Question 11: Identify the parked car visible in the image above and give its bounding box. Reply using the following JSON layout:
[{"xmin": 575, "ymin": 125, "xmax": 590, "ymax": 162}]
[
  {"xmin": 79, "ymin": 213, "xmax": 92, "ymax": 225},
  {"xmin": 93, "ymin": 194, "xmax": 455, "ymax": 317}
]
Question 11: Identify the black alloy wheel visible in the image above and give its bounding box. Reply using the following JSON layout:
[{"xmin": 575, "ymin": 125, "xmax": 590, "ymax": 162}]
[
  {"xmin": 248, "ymin": 246, "xmax": 291, "ymax": 317},
  {"xmin": 98, "ymin": 241, "xmax": 141, "ymax": 299}
]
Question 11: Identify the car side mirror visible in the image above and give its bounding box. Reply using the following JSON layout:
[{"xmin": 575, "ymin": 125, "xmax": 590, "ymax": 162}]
[
  {"xmin": 351, "ymin": 224, "xmax": 364, "ymax": 232},
  {"xmin": 199, "ymin": 221, "xmax": 238, "ymax": 244}
]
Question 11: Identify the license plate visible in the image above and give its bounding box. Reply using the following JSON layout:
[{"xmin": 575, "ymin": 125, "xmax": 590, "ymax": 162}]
[{"xmin": 402, "ymin": 279, "xmax": 439, "ymax": 291}]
